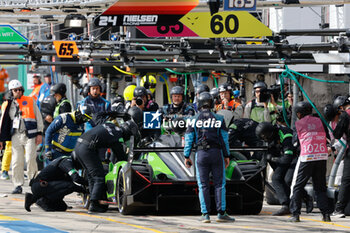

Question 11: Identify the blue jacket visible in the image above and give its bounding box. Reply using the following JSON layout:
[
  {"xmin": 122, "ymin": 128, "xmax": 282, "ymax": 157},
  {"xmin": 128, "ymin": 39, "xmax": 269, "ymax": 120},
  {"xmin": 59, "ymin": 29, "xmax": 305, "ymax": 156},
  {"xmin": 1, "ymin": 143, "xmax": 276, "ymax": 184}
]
[
  {"xmin": 79, "ymin": 95, "xmax": 111, "ymax": 131},
  {"xmin": 37, "ymin": 83, "xmax": 52, "ymax": 108},
  {"xmin": 45, "ymin": 112, "xmax": 84, "ymax": 154},
  {"xmin": 184, "ymin": 109, "xmax": 230, "ymax": 158}
]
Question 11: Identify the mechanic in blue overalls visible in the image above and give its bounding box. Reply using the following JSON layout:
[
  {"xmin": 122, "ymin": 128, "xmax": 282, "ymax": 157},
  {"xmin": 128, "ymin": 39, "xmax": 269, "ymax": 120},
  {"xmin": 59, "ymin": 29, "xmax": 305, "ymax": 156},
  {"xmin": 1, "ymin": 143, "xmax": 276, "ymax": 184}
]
[
  {"xmin": 44, "ymin": 108, "xmax": 93, "ymax": 165},
  {"xmin": 79, "ymin": 78, "xmax": 111, "ymax": 131},
  {"xmin": 183, "ymin": 92, "xmax": 235, "ymax": 223}
]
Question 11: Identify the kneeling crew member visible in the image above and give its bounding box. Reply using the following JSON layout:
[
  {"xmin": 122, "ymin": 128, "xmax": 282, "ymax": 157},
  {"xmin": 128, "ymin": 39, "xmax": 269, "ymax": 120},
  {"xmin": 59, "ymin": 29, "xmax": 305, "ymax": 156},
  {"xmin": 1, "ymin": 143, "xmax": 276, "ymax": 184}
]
[
  {"xmin": 184, "ymin": 92, "xmax": 235, "ymax": 223},
  {"xmin": 74, "ymin": 107, "xmax": 143, "ymax": 213},
  {"xmin": 24, "ymin": 156, "xmax": 86, "ymax": 212}
]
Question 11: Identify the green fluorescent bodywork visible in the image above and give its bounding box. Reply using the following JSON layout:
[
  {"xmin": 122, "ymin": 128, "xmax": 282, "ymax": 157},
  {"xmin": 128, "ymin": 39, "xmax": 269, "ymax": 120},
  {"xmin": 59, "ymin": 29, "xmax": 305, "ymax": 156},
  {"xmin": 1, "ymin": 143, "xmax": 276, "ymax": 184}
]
[
  {"xmin": 146, "ymin": 152, "xmax": 175, "ymax": 179},
  {"xmin": 106, "ymin": 161, "xmax": 127, "ymax": 199},
  {"xmin": 225, "ymin": 160, "xmax": 254, "ymax": 179},
  {"xmin": 225, "ymin": 160, "xmax": 237, "ymax": 179}
]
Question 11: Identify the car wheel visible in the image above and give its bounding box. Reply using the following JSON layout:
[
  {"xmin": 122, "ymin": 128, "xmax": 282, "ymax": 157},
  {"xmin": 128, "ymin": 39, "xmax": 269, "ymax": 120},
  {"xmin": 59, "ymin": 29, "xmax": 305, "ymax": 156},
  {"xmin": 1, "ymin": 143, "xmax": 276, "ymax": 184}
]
[
  {"xmin": 242, "ymin": 172, "xmax": 264, "ymax": 215},
  {"xmin": 116, "ymin": 169, "xmax": 135, "ymax": 215},
  {"xmin": 81, "ymin": 169, "xmax": 90, "ymax": 209}
]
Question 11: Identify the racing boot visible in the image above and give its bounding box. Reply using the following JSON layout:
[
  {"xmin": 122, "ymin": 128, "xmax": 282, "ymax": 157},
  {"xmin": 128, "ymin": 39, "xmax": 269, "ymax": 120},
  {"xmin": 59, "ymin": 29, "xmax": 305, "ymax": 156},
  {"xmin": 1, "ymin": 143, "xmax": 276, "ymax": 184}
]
[
  {"xmin": 322, "ymin": 213, "xmax": 331, "ymax": 222},
  {"xmin": 88, "ymin": 200, "xmax": 107, "ymax": 213},
  {"xmin": 272, "ymin": 205, "xmax": 291, "ymax": 216},
  {"xmin": 36, "ymin": 197, "xmax": 56, "ymax": 211},
  {"xmin": 24, "ymin": 193, "xmax": 37, "ymax": 212},
  {"xmin": 287, "ymin": 215, "xmax": 300, "ymax": 222},
  {"xmin": 304, "ymin": 195, "xmax": 314, "ymax": 214}
]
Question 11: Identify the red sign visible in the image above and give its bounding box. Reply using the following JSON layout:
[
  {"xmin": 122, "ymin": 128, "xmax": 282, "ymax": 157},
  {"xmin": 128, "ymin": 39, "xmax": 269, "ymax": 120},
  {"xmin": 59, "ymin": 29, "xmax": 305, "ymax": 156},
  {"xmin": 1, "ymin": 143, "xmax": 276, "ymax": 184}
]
[{"xmin": 137, "ymin": 22, "xmax": 198, "ymax": 37}]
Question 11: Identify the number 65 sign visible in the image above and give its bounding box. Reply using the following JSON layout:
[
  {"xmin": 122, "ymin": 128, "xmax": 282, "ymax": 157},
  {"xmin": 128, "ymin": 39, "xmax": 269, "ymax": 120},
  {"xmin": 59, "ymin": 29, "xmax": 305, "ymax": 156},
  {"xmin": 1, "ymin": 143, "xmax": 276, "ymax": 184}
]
[{"xmin": 224, "ymin": 0, "xmax": 256, "ymax": 11}]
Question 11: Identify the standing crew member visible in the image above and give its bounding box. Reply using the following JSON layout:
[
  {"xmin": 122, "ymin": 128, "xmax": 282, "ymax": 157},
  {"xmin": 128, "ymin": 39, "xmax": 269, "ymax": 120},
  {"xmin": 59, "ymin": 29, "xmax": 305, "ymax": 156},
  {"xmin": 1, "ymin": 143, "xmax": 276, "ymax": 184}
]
[
  {"xmin": 79, "ymin": 78, "xmax": 111, "ymax": 131},
  {"xmin": 216, "ymin": 83, "xmax": 243, "ymax": 119},
  {"xmin": 331, "ymin": 96, "xmax": 350, "ymax": 218},
  {"xmin": 289, "ymin": 101, "xmax": 331, "ymax": 222},
  {"xmin": 50, "ymin": 83, "xmax": 72, "ymax": 119},
  {"xmin": 184, "ymin": 92, "xmax": 235, "ymax": 223},
  {"xmin": 37, "ymin": 74, "xmax": 52, "ymax": 108},
  {"xmin": 24, "ymin": 156, "xmax": 86, "ymax": 212},
  {"xmin": 161, "ymin": 86, "xmax": 195, "ymax": 120},
  {"xmin": 256, "ymin": 122, "xmax": 313, "ymax": 216},
  {"xmin": 44, "ymin": 108, "xmax": 92, "ymax": 164},
  {"xmin": 29, "ymin": 75, "xmax": 43, "ymax": 101},
  {"xmin": 0, "ymin": 80, "xmax": 43, "ymax": 194},
  {"xmin": 244, "ymin": 81, "xmax": 274, "ymax": 123},
  {"xmin": 74, "ymin": 107, "xmax": 143, "ymax": 213}
]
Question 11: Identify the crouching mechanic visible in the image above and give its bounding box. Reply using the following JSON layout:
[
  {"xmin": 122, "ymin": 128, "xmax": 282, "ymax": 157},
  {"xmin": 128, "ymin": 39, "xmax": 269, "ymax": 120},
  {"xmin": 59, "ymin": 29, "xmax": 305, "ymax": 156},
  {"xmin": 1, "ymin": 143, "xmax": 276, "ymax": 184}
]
[
  {"xmin": 74, "ymin": 106, "xmax": 143, "ymax": 213},
  {"xmin": 255, "ymin": 122, "xmax": 313, "ymax": 216},
  {"xmin": 44, "ymin": 108, "xmax": 93, "ymax": 164},
  {"xmin": 184, "ymin": 92, "xmax": 235, "ymax": 223},
  {"xmin": 24, "ymin": 156, "xmax": 87, "ymax": 212}
]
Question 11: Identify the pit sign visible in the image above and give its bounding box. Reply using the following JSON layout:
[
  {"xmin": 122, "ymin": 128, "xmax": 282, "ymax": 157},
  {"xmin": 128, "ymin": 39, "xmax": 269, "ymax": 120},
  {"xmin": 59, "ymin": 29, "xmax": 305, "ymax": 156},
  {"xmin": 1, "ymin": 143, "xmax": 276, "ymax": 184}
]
[
  {"xmin": 53, "ymin": 41, "xmax": 79, "ymax": 58},
  {"xmin": 180, "ymin": 11, "xmax": 272, "ymax": 38},
  {"xmin": 224, "ymin": 0, "xmax": 256, "ymax": 11},
  {"xmin": 0, "ymin": 25, "xmax": 28, "ymax": 44}
]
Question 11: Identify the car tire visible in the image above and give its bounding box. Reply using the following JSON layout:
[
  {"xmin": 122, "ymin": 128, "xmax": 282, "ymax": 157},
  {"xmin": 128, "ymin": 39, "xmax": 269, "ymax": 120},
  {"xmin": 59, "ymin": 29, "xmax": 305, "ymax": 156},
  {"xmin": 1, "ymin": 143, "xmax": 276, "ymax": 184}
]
[
  {"xmin": 242, "ymin": 172, "xmax": 264, "ymax": 215},
  {"xmin": 116, "ymin": 169, "xmax": 135, "ymax": 215},
  {"xmin": 81, "ymin": 169, "xmax": 90, "ymax": 209}
]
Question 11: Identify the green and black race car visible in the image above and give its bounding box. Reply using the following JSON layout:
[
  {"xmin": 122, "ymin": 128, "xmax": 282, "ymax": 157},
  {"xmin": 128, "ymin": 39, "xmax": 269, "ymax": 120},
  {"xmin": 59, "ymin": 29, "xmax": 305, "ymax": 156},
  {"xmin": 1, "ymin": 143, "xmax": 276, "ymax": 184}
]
[{"xmin": 104, "ymin": 134, "xmax": 266, "ymax": 215}]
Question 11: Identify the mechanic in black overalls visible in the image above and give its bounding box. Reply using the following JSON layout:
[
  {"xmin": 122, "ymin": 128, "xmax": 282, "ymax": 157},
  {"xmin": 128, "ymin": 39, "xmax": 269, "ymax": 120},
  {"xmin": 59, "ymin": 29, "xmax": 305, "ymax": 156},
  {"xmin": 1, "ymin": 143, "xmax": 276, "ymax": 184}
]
[
  {"xmin": 183, "ymin": 92, "xmax": 234, "ymax": 223},
  {"xmin": 256, "ymin": 122, "xmax": 313, "ymax": 216},
  {"xmin": 24, "ymin": 156, "xmax": 86, "ymax": 212},
  {"xmin": 331, "ymin": 96, "xmax": 350, "ymax": 218},
  {"xmin": 228, "ymin": 118, "xmax": 264, "ymax": 160},
  {"xmin": 73, "ymin": 107, "xmax": 143, "ymax": 213}
]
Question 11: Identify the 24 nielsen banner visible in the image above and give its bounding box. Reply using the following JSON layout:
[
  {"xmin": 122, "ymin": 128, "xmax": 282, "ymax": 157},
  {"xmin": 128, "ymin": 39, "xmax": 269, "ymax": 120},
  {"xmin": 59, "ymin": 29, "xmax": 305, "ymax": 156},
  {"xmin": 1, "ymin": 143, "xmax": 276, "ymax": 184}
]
[
  {"xmin": 94, "ymin": 0, "xmax": 199, "ymax": 27},
  {"xmin": 137, "ymin": 11, "xmax": 272, "ymax": 38}
]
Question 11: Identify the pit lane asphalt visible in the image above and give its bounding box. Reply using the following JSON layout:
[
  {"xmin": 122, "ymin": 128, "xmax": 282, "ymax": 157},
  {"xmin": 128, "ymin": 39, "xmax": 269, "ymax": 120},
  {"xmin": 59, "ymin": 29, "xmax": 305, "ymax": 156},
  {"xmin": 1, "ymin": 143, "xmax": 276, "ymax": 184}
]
[{"xmin": 1, "ymin": 178, "xmax": 350, "ymax": 233}]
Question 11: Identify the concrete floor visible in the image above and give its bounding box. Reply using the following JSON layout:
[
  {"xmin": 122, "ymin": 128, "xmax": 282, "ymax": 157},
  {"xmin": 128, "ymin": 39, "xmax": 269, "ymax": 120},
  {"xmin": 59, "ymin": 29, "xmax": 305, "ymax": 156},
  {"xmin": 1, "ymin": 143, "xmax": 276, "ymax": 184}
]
[{"xmin": 1, "ymin": 178, "xmax": 350, "ymax": 233}]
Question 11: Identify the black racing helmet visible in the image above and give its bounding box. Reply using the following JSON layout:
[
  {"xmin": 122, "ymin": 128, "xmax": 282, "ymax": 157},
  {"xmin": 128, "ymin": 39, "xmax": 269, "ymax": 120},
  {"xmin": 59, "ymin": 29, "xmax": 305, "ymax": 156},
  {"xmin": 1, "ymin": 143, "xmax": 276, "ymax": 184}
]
[
  {"xmin": 133, "ymin": 86, "xmax": 147, "ymax": 98},
  {"xmin": 121, "ymin": 120, "xmax": 141, "ymax": 144},
  {"xmin": 323, "ymin": 104, "xmax": 338, "ymax": 121},
  {"xmin": 171, "ymin": 117, "xmax": 187, "ymax": 135},
  {"xmin": 75, "ymin": 106, "xmax": 93, "ymax": 124},
  {"xmin": 333, "ymin": 95, "xmax": 349, "ymax": 110},
  {"xmin": 255, "ymin": 122, "xmax": 276, "ymax": 142},
  {"xmin": 112, "ymin": 95, "xmax": 125, "ymax": 105},
  {"xmin": 253, "ymin": 81, "xmax": 267, "ymax": 90},
  {"xmin": 50, "ymin": 83, "xmax": 67, "ymax": 96},
  {"xmin": 197, "ymin": 92, "xmax": 214, "ymax": 110},
  {"xmin": 195, "ymin": 84, "xmax": 210, "ymax": 95},
  {"xmin": 170, "ymin": 86, "xmax": 184, "ymax": 96},
  {"xmin": 218, "ymin": 83, "xmax": 232, "ymax": 93},
  {"xmin": 294, "ymin": 101, "xmax": 313, "ymax": 117},
  {"xmin": 127, "ymin": 106, "xmax": 143, "ymax": 128},
  {"xmin": 88, "ymin": 78, "xmax": 101, "ymax": 89}
]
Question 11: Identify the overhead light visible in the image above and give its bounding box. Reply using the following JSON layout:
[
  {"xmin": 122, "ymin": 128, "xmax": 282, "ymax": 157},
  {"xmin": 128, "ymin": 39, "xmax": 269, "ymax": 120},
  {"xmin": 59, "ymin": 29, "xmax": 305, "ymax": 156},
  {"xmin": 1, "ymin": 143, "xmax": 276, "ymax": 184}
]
[{"xmin": 64, "ymin": 14, "xmax": 87, "ymax": 28}]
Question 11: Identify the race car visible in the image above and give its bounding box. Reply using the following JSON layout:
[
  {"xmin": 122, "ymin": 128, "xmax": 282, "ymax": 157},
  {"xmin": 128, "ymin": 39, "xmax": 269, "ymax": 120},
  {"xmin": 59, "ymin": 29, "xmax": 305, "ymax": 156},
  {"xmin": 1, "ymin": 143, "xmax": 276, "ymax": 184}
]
[{"xmin": 105, "ymin": 133, "xmax": 266, "ymax": 215}]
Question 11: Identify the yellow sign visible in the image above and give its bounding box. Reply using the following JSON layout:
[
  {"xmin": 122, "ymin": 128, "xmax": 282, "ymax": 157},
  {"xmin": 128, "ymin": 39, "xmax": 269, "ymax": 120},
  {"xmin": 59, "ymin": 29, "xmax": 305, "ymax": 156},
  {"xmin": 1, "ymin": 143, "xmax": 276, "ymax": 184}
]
[
  {"xmin": 53, "ymin": 41, "xmax": 79, "ymax": 58},
  {"xmin": 180, "ymin": 11, "xmax": 272, "ymax": 38}
]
